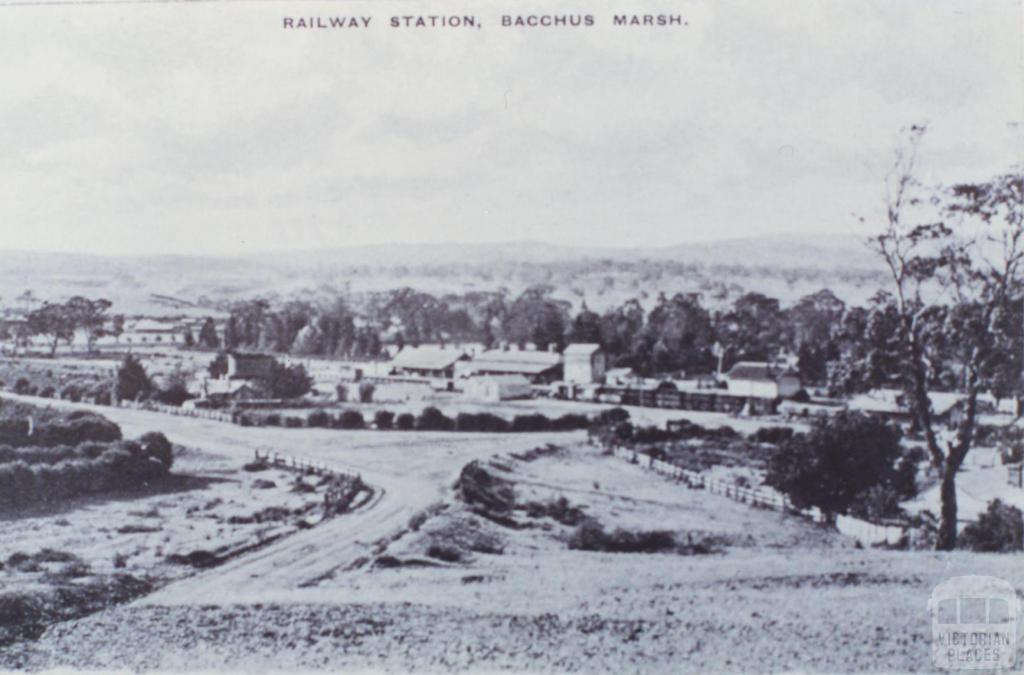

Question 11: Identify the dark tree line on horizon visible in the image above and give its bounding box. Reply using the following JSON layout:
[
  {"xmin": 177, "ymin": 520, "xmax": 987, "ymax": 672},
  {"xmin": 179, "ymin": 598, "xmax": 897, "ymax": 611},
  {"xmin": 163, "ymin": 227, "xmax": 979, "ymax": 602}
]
[{"xmin": 195, "ymin": 277, "xmax": 1019, "ymax": 404}]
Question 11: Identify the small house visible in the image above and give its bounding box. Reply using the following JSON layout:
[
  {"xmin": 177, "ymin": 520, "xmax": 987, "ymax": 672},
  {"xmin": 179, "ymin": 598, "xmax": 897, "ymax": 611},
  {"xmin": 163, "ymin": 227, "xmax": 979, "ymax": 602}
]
[
  {"xmin": 463, "ymin": 374, "xmax": 533, "ymax": 402},
  {"xmin": 226, "ymin": 352, "xmax": 275, "ymax": 381},
  {"xmin": 724, "ymin": 362, "xmax": 801, "ymax": 399}
]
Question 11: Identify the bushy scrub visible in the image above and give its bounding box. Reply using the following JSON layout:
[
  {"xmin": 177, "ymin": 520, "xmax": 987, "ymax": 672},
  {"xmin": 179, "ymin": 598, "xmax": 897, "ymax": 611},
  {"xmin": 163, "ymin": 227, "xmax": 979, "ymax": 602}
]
[
  {"xmin": 511, "ymin": 414, "xmax": 552, "ymax": 432},
  {"xmin": 0, "ymin": 403, "xmax": 173, "ymax": 511},
  {"xmin": 550, "ymin": 413, "xmax": 589, "ymax": 431},
  {"xmin": 416, "ymin": 406, "xmax": 455, "ymax": 431},
  {"xmin": 568, "ymin": 518, "xmax": 678, "ymax": 554},
  {"xmin": 306, "ymin": 410, "xmax": 331, "ymax": 428},
  {"xmin": 373, "ymin": 410, "xmax": 395, "ymax": 430},
  {"xmin": 959, "ymin": 500, "xmax": 1024, "ymax": 552},
  {"xmin": 455, "ymin": 412, "xmax": 510, "ymax": 433},
  {"xmin": 336, "ymin": 410, "xmax": 365, "ymax": 430},
  {"xmin": 395, "ymin": 413, "xmax": 416, "ymax": 431}
]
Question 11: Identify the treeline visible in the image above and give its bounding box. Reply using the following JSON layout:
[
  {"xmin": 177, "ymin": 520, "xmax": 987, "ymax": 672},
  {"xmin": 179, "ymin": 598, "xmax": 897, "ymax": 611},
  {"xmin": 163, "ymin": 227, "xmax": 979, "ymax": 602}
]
[
  {"xmin": 202, "ymin": 286, "xmax": 900, "ymax": 389},
  {"xmin": 235, "ymin": 405, "xmax": 591, "ymax": 433},
  {"xmin": 13, "ymin": 273, "xmax": 1020, "ymax": 400},
  {"xmin": 0, "ymin": 402, "xmax": 174, "ymax": 510},
  {"xmin": 2, "ymin": 296, "xmax": 118, "ymax": 357}
]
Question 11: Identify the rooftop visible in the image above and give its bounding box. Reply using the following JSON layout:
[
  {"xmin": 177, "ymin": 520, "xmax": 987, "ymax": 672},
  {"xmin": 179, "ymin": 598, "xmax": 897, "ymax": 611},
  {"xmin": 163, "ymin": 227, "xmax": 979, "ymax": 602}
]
[
  {"xmin": 725, "ymin": 361, "xmax": 797, "ymax": 382},
  {"xmin": 564, "ymin": 343, "xmax": 601, "ymax": 356},
  {"xmin": 391, "ymin": 346, "xmax": 468, "ymax": 371}
]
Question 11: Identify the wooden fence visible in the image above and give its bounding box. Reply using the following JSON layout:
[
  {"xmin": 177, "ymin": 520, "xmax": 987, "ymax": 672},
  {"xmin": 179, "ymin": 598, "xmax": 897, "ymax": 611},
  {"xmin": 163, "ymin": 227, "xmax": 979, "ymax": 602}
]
[
  {"xmin": 116, "ymin": 399, "xmax": 234, "ymax": 423},
  {"xmin": 252, "ymin": 449, "xmax": 361, "ymax": 482},
  {"xmin": 835, "ymin": 514, "xmax": 904, "ymax": 546},
  {"xmin": 610, "ymin": 447, "xmax": 918, "ymax": 546}
]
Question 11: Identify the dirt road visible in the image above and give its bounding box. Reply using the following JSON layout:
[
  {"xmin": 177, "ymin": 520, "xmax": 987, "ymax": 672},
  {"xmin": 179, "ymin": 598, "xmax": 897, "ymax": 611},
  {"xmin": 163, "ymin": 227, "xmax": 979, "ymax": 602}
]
[{"xmin": 1, "ymin": 393, "xmax": 584, "ymax": 604}]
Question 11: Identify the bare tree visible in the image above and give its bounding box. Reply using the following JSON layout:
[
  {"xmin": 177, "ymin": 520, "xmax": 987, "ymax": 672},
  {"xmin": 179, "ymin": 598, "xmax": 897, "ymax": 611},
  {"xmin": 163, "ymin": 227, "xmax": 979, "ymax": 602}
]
[{"xmin": 870, "ymin": 125, "xmax": 1023, "ymax": 550}]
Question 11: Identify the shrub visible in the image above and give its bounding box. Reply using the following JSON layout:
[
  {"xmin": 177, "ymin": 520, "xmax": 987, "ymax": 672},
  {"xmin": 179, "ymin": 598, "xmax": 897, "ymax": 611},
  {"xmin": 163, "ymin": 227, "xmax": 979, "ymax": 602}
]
[
  {"xmin": 61, "ymin": 385, "xmax": 83, "ymax": 403},
  {"xmin": 358, "ymin": 383, "xmax": 375, "ymax": 403},
  {"xmin": 750, "ymin": 426, "xmax": 796, "ymax": 444},
  {"xmin": 307, "ymin": 410, "xmax": 331, "ymax": 428},
  {"xmin": 264, "ymin": 413, "xmax": 282, "ymax": 427},
  {"xmin": 335, "ymin": 384, "xmax": 348, "ymax": 403},
  {"xmin": 36, "ymin": 414, "xmax": 122, "ymax": 447},
  {"xmin": 284, "ymin": 416, "xmax": 304, "ymax": 428},
  {"xmin": 13, "ymin": 378, "xmax": 31, "ymax": 395},
  {"xmin": 243, "ymin": 459, "xmax": 269, "ymax": 472},
  {"xmin": 766, "ymin": 411, "xmax": 908, "ymax": 517},
  {"xmin": 39, "ymin": 386, "xmax": 56, "ymax": 399},
  {"xmin": 426, "ymin": 544, "xmax": 463, "ymax": 563},
  {"xmin": 456, "ymin": 462, "xmax": 515, "ymax": 514},
  {"xmin": 138, "ymin": 432, "xmax": 173, "ymax": 471},
  {"xmin": 336, "ymin": 410, "xmax": 365, "ymax": 430},
  {"xmin": 959, "ymin": 500, "xmax": 1024, "ymax": 552},
  {"xmin": 455, "ymin": 412, "xmax": 510, "ymax": 433},
  {"xmin": 0, "ymin": 442, "xmax": 171, "ymax": 512},
  {"xmin": 154, "ymin": 384, "xmax": 191, "ymax": 407},
  {"xmin": 633, "ymin": 426, "xmax": 673, "ymax": 444},
  {"xmin": 270, "ymin": 362, "xmax": 312, "ymax": 400},
  {"xmin": 395, "ymin": 413, "xmax": 416, "ymax": 431},
  {"xmin": 567, "ymin": 518, "xmax": 677, "ymax": 553},
  {"xmin": 511, "ymin": 414, "xmax": 552, "ymax": 432},
  {"xmin": 115, "ymin": 354, "xmax": 152, "ymax": 402},
  {"xmin": 551, "ymin": 413, "xmax": 589, "ymax": 431},
  {"xmin": 416, "ymin": 407, "xmax": 454, "ymax": 431},
  {"xmin": 848, "ymin": 484, "xmax": 905, "ymax": 522},
  {"xmin": 591, "ymin": 407, "xmax": 630, "ymax": 428},
  {"xmin": 525, "ymin": 496, "xmax": 586, "ymax": 526},
  {"xmin": 374, "ymin": 410, "xmax": 395, "ymax": 430}
]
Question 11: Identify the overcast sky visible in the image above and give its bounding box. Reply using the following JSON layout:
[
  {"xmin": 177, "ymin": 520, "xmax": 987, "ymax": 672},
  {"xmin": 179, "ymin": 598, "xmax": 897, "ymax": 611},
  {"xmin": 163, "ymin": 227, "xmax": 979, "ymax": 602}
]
[{"xmin": 0, "ymin": 0, "xmax": 1020, "ymax": 255}]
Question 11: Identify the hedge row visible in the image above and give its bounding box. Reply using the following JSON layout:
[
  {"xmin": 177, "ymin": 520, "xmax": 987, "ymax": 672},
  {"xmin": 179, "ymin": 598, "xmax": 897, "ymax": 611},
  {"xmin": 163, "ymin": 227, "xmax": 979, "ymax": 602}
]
[
  {"xmin": 8, "ymin": 378, "xmax": 113, "ymax": 405},
  {"xmin": 0, "ymin": 434, "xmax": 174, "ymax": 510},
  {"xmin": 234, "ymin": 406, "xmax": 591, "ymax": 433},
  {"xmin": 0, "ymin": 404, "xmax": 122, "ymax": 448}
]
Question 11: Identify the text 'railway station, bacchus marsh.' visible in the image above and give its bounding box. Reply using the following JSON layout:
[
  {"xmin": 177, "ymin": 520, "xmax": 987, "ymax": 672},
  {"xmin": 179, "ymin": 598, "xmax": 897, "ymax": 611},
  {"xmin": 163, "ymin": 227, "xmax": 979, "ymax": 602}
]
[{"xmin": 281, "ymin": 14, "xmax": 687, "ymax": 30}]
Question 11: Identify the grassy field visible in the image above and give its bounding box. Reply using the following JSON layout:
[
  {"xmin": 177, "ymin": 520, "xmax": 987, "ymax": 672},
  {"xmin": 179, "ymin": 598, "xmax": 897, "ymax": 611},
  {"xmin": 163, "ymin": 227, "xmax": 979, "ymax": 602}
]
[{"xmin": 3, "ymin": 422, "xmax": 1021, "ymax": 673}]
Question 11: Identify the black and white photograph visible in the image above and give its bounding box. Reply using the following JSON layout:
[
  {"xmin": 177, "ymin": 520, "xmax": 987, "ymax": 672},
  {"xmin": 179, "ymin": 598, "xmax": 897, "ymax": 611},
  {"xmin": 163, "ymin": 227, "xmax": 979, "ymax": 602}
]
[{"xmin": 0, "ymin": 0, "xmax": 1021, "ymax": 671}]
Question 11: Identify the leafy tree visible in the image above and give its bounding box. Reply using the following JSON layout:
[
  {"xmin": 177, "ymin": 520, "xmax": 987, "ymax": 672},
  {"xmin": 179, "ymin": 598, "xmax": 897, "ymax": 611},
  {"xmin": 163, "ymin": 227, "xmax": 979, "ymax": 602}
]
[
  {"xmin": 198, "ymin": 317, "xmax": 220, "ymax": 349},
  {"xmin": 269, "ymin": 361, "xmax": 312, "ymax": 399},
  {"xmin": 27, "ymin": 302, "xmax": 76, "ymax": 357},
  {"xmin": 115, "ymin": 354, "xmax": 152, "ymax": 402},
  {"xmin": 827, "ymin": 295, "xmax": 904, "ymax": 395},
  {"xmin": 766, "ymin": 411, "xmax": 910, "ymax": 518},
  {"xmin": 631, "ymin": 293, "xmax": 716, "ymax": 375},
  {"xmin": 786, "ymin": 289, "xmax": 846, "ymax": 385},
  {"xmin": 600, "ymin": 299, "xmax": 645, "ymax": 366},
  {"xmin": 65, "ymin": 296, "xmax": 111, "ymax": 352},
  {"xmin": 207, "ymin": 352, "xmax": 228, "ymax": 378},
  {"xmin": 869, "ymin": 126, "xmax": 1023, "ymax": 550},
  {"xmin": 959, "ymin": 500, "xmax": 1024, "ymax": 552},
  {"xmin": 567, "ymin": 302, "xmax": 603, "ymax": 345},
  {"xmin": 291, "ymin": 323, "xmax": 324, "ymax": 355},
  {"xmin": 502, "ymin": 286, "xmax": 571, "ymax": 351},
  {"xmin": 716, "ymin": 292, "xmax": 785, "ymax": 365}
]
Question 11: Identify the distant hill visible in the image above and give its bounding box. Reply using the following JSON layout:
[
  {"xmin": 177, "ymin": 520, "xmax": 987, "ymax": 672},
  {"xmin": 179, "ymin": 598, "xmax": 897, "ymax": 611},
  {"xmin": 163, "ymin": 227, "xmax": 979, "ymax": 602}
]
[{"xmin": 0, "ymin": 234, "xmax": 887, "ymax": 316}]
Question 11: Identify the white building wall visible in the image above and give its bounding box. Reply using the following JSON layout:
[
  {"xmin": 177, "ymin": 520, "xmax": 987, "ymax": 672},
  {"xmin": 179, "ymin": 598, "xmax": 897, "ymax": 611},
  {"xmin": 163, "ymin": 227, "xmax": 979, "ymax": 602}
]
[
  {"xmin": 565, "ymin": 352, "xmax": 605, "ymax": 384},
  {"xmin": 726, "ymin": 379, "xmax": 780, "ymax": 399}
]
